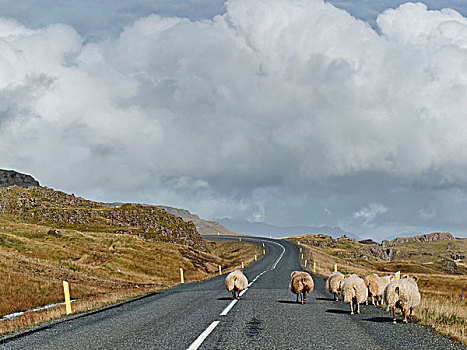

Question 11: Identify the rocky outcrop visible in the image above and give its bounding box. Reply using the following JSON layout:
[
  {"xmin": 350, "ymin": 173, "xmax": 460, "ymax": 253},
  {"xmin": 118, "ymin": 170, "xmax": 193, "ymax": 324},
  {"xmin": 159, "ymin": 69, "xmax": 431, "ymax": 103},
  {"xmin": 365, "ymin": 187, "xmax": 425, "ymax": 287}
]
[
  {"xmin": 0, "ymin": 169, "xmax": 40, "ymax": 188},
  {"xmin": 0, "ymin": 186, "xmax": 207, "ymax": 251},
  {"xmin": 382, "ymin": 232, "xmax": 453, "ymax": 247},
  {"xmin": 359, "ymin": 239, "xmax": 378, "ymax": 245},
  {"xmin": 159, "ymin": 205, "xmax": 235, "ymax": 235}
]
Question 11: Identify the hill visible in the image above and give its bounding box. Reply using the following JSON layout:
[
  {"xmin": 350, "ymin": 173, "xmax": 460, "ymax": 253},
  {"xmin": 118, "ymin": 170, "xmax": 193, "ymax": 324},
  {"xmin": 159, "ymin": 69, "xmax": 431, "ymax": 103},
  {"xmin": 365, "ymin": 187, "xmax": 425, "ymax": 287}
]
[
  {"xmin": 159, "ymin": 206, "xmax": 236, "ymax": 236},
  {"xmin": 0, "ymin": 169, "xmax": 40, "ymax": 188},
  {"xmin": 218, "ymin": 218, "xmax": 359, "ymax": 239},
  {"xmin": 0, "ymin": 186, "xmax": 206, "ymax": 251}
]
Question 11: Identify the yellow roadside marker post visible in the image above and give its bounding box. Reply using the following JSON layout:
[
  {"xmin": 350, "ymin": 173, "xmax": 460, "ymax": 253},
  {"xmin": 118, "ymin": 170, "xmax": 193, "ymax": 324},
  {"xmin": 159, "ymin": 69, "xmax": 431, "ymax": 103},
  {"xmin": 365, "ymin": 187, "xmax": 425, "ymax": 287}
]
[
  {"xmin": 313, "ymin": 262, "xmax": 316, "ymax": 273},
  {"xmin": 395, "ymin": 271, "xmax": 401, "ymax": 280},
  {"xmin": 217, "ymin": 232, "xmax": 220, "ymax": 236},
  {"xmin": 300, "ymin": 247, "xmax": 302, "ymax": 253},
  {"xmin": 63, "ymin": 281, "xmax": 72, "ymax": 315},
  {"xmin": 263, "ymin": 249, "xmax": 265, "ymax": 254},
  {"xmin": 241, "ymin": 262, "xmax": 244, "ymax": 270},
  {"xmin": 301, "ymin": 253, "xmax": 304, "ymax": 259},
  {"xmin": 334, "ymin": 264, "xmax": 337, "ymax": 272},
  {"xmin": 254, "ymin": 255, "xmax": 257, "ymax": 261},
  {"xmin": 180, "ymin": 268, "xmax": 184, "ymax": 283},
  {"xmin": 219, "ymin": 265, "xmax": 222, "ymax": 275},
  {"xmin": 305, "ymin": 260, "xmax": 307, "ymax": 268},
  {"xmin": 239, "ymin": 238, "xmax": 241, "ymax": 242}
]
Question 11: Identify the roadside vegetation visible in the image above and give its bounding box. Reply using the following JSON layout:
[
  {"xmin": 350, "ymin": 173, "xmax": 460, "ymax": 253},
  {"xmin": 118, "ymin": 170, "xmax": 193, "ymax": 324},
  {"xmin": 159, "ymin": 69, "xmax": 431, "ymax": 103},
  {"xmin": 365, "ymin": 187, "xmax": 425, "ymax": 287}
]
[{"xmin": 286, "ymin": 234, "xmax": 467, "ymax": 345}]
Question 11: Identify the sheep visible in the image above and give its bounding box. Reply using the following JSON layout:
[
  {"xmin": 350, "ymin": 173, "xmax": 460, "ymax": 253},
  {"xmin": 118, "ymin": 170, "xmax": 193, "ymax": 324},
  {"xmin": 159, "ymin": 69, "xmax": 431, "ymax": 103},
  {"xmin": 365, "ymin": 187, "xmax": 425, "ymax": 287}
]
[
  {"xmin": 342, "ymin": 274, "xmax": 368, "ymax": 315},
  {"xmin": 364, "ymin": 273, "xmax": 379, "ymax": 305},
  {"xmin": 375, "ymin": 275, "xmax": 394, "ymax": 306},
  {"xmin": 290, "ymin": 271, "xmax": 314, "ymax": 304},
  {"xmin": 384, "ymin": 275, "xmax": 421, "ymax": 324},
  {"xmin": 326, "ymin": 271, "xmax": 346, "ymax": 301},
  {"xmin": 225, "ymin": 269, "xmax": 248, "ymax": 300}
]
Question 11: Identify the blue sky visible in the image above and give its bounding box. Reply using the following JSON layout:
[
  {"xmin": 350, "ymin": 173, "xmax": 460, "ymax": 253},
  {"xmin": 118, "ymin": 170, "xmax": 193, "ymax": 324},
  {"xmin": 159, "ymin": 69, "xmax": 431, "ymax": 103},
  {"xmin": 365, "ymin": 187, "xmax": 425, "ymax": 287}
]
[
  {"xmin": 1, "ymin": 0, "xmax": 467, "ymax": 239},
  {"xmin": 1, "ymin": 0, "xmax": 466, "ymax": 38}
]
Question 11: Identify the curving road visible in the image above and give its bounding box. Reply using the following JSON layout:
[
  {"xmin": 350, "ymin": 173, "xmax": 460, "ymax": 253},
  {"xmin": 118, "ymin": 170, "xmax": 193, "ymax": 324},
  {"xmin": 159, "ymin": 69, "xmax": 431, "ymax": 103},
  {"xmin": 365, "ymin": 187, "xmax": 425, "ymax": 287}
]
[{"xmin": 0, "ymin": 237, "xmax": 463, "ymax": 349}]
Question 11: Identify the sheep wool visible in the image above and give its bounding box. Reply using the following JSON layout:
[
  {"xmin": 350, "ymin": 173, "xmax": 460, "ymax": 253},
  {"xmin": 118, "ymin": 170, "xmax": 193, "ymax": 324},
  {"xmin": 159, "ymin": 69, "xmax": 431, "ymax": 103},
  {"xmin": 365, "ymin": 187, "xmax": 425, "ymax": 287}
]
[
  {"xmin": 384, "ymin": 276, "xmax": 421, "ymax": 324},
  {"xmin": 342, "ymin": 274, "xmax": 368, "ymax": 315},
  {"xmin": 326, "ymin": 271, "xmax": 345, "ymax": 301},
  {"xmin": 225, "ymin": 270, "xmax": 248, "ymax": 300},
  {"xmin": 364, "ymin": 273, "xmax": 379, "ymax": 305},
  {"xmin": 375, "ymin": 275, "xmax": 394, "ymax": 305},
  {"xmin": 290, "ymin": 271, "xmax": 314, "ymax": 304}
]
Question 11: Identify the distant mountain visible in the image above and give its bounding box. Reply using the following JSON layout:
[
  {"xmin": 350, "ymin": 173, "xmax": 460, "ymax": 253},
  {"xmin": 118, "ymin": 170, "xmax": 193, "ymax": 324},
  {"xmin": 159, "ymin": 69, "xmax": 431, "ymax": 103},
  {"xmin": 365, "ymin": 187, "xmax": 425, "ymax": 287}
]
[
  {"xmin": 159, "ymin": 206, "xmax": 237, "ymax": 236},
  {"xmin": 0, "ymin": 169, "xmax": 40, "ymax": 188},
  {"xmin": 218, "ymin": 218, "xmax": 360, "ymax": 240}
]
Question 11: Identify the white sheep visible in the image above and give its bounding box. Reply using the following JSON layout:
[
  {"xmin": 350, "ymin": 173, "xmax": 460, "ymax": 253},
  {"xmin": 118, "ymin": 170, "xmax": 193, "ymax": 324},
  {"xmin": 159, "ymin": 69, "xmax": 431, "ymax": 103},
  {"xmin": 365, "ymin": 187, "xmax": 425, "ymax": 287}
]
[
  {"xmin": 375, "ymin": 275, "xmax": 394, "ymax": 306},
  {"xmin": 326, "ymin": 272, "xmax": 346, "ymax": 301},
  {"xmin": 364, "ymin": 273, "xmax": 379, "ymax": 305},
  {"xmin": 384, "ymin": 275, "xmax": 421, "ymax": 324},
  {"xmin": 342, "ymin": 274, "xmax": 368, "ymax": 315},
  {"xmin": 290, "ymin": 271, "xmax": 314, "ymax": 304},
  {"xmin": 225, "ymin": 269, "xmax": 248, "ymax": 299}
]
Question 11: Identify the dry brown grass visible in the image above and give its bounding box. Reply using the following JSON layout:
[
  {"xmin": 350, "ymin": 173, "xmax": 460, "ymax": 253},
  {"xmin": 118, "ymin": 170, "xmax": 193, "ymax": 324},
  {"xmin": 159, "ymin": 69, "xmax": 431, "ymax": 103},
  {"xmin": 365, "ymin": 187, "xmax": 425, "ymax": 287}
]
[
  {"xmin": 289, "ymin": 236, "xmax": 467, "ymax": 345},
  {"xmin": 0, "ymin": 219, "xmax": 261, "ymax": 336}
]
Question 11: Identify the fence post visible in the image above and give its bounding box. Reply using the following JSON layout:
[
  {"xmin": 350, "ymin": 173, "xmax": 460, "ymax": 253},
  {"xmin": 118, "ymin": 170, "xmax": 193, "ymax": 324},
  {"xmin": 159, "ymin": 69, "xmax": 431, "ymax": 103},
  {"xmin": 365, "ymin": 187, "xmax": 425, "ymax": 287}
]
[
  {"xmin": 219, "ymin": 265, "xmax": 222, "ymax": 276},
  {"xmin": 180, "ymin": 268, "xmax": 184, "ymax": 283},
  {"xmin": 63, "ymin": 281, "xmax": 72, "ymax": 315}
]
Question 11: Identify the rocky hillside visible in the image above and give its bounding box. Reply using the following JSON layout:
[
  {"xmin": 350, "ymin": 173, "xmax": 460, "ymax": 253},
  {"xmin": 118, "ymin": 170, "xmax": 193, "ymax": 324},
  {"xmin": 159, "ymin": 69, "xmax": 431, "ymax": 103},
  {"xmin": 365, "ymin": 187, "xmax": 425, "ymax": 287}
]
[
  {"xmin": 289, "ymin": 233, "xmax": 466, "ymax": 275},
  {"xmin": 0, "ymin": 169, "xmax": 40, "ymax": 188},
  {"xmin": 0, "ymin": 186, "xmax": 206, "ymax": 251},
  {"xmin": 382, "ymin": 232, "xmax": 453, "ymax": 247},
  {"xmin": 158, "ymin": 206, "xmax": 236, "ymax": 235}
]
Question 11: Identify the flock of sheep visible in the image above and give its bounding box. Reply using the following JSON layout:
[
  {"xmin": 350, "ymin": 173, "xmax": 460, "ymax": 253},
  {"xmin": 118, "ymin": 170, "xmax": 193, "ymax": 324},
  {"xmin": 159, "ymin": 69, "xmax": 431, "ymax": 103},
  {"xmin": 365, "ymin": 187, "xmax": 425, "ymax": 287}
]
[{"xmin": 225, "ymin": 268, "xmax": 421, "ymax": 324}]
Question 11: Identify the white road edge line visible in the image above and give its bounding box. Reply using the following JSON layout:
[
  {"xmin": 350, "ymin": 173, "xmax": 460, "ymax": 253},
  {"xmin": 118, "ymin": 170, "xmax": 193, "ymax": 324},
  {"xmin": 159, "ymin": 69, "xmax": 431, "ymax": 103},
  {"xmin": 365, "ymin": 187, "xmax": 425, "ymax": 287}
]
[
  {"xmin": 269, "ymin": 241, "xmax": 286, "ymax": 270},
  {"xmin": 220, "ymin": 299, "xmax": 238, "ymax": 316},
  {"xmin": 186, "ymin": 321, "xmax": 220, "ymax": 350},
  {"xmin": 239, "ymin": 288, "xmax": 248, "ymax": 297}
]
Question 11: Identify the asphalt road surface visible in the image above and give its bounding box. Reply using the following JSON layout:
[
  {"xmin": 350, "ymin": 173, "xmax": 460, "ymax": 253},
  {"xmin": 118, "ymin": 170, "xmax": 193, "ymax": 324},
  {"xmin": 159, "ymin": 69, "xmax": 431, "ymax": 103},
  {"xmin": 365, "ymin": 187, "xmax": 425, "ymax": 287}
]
[{"xmin": 0, "ymin": 236, "xmax": 464, "ymax": 349}]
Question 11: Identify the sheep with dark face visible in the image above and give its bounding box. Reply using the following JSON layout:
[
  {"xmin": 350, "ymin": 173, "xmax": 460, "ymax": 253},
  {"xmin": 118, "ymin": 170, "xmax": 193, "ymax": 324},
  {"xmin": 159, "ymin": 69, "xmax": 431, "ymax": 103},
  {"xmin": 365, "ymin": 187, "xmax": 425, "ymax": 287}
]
[
  {"xmin": 225, "ymin": 270, "xmax": 248, "ymax": 300},
  {"xmin": 384, "ymin": 275, "xmax": 421, "ymax": 324},
  {"xmin": 326, "ymin": 272, "xmax": 346, "ymax": 301},
  {"xmin": 290, "ymin": 271, "xmax": 314, "ymax": 304},
  {"xmin": 342, "ymin": 274, "xmax": 368, "ymax": 315}
]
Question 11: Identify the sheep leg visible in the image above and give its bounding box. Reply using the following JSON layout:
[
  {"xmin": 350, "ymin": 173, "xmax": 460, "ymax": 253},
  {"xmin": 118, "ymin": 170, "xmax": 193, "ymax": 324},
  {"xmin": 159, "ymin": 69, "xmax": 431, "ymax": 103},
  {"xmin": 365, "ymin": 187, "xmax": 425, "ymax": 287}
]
[
  {"xmin": 372, "ymin": 295, "xmax": 375, "ymax": 306},
  {"xmin": 334, "ymin": 292, "xmax": 338, "ymax": 301},
  {"xmin": 350, "ymin": 300, "xmax": 354, "ymax": 315},
  {"xmin": 392, "ymin": 306, "xmax": 397, "ymax": 324},
  {"xmin": 232, "ymin": 290, "xmax": 236, "ymax": 300},
  {"xmin": 402, "ymin": 308, "xmax": 407, "ymax": 323},
  {"xmin": 302, "ymin": 292, "xmax": 306, "ymax": 304},
  {"xmin": 357, "ymin": 301, "xmax": 360, "ymax": 314}
]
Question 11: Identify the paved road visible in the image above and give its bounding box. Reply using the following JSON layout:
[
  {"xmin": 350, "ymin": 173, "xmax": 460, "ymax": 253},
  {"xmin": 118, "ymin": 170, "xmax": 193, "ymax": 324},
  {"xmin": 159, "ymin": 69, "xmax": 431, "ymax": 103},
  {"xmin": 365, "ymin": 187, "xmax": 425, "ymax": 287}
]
[{"xmin": 0, "ymin": 237, "xmax": 464, "ymax": 349}]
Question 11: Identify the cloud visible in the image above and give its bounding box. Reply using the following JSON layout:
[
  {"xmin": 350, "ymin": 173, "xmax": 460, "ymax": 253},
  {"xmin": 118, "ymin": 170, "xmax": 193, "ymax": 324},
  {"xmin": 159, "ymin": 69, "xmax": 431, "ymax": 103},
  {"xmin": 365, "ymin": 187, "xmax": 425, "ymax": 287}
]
[
  {"xmin": 1, "ymin": 0, "xmax": 467, "ymax": 238},
  {"xmin": 354, "ymin": 203, "xmax": 388, "ymax": 225}
]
